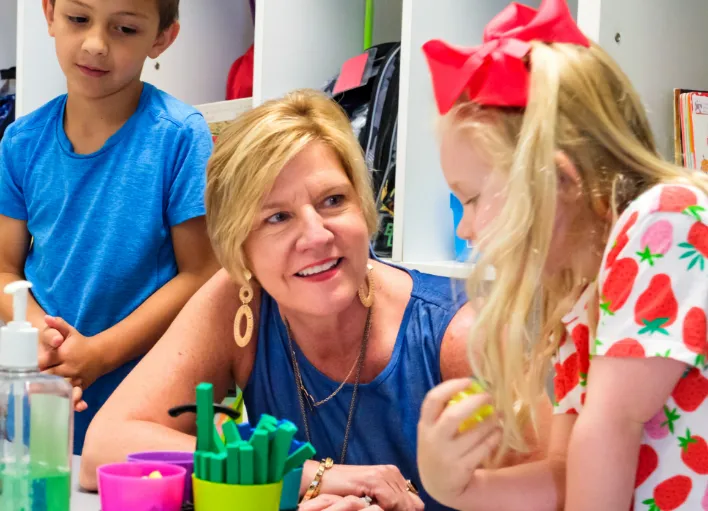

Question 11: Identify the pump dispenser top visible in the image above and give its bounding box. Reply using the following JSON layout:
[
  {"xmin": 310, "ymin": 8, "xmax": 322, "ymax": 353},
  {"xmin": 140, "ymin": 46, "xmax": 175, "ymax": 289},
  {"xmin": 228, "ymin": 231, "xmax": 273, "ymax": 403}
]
[{"xmin": 0, "ymin": 280, "xmax": 39, "ymax": 368}]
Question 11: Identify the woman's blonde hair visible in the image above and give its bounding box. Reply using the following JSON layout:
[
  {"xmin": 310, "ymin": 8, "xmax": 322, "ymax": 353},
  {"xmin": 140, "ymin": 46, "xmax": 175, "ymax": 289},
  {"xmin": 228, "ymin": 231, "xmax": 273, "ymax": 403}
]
[
  {"xmin": 446, "ymin": 41, "xmax": 708, "ymax": 461},
  {"xmin": 206, "ymin": 89, "xmax": 378, "ymax": 284}
]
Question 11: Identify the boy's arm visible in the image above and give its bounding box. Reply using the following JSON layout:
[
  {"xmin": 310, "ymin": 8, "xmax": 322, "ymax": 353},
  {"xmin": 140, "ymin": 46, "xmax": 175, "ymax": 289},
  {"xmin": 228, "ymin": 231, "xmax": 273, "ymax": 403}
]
[
  {"xmin": 565, "ymin": 356, "xmax": 685, "ymax": 511},
  {"xmin": 0, "ymin": 215, "xmax": 46, "ymax": 328},
  {"xmin": 88, "ymin": 216, "xmax": 220, "ymax": 374}
]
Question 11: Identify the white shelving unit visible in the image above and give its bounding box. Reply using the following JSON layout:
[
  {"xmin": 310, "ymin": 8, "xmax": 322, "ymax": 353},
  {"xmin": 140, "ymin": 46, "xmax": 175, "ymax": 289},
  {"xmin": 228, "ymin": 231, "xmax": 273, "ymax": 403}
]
[
  {"xmin": 7, "ymin": 0, "xmax": 708, "ymax": 279},
  {"xmin": 0, "ymin": 0, "xmax": 17, "ymax": 71}
]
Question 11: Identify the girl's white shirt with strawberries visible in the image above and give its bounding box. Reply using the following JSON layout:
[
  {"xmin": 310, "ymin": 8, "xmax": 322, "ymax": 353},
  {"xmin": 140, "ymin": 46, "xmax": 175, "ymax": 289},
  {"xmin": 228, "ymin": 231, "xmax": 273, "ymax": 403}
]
[{"xmin": 554, "ymin": 184, "xmax": 708, "ymax": 511}]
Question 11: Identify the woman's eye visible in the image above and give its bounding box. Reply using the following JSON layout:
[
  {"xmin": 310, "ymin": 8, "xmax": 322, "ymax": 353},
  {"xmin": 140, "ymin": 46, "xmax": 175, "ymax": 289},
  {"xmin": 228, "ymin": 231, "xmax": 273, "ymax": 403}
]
[
  {"xmin": 67, "ymin": 15, "xmax": 88, "ymax": 24},
  {"xmin": 324, "ymin": 195, "xmax": 345, "ymax": 207},
  {"xmin": 266, "ymin": 212, "xmax": 289, "ymax": 225}
]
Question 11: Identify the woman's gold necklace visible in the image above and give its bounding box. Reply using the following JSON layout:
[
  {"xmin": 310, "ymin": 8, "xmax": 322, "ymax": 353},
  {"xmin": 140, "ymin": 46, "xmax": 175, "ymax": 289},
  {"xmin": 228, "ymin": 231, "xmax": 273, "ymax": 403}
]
[{"xmin": 286, "ymin": 307, "xmax": 372, "ymax": 464}]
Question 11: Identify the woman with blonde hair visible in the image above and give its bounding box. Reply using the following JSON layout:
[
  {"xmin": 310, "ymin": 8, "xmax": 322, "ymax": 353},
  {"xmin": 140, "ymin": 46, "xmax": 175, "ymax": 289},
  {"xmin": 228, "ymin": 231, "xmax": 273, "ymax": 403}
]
[
  {"xmin": 78, "ymin": 89, "xmax": 526, "ymax": 510},
  {"xmin": 416, "ymin": 0, "xmax": 708, "ymax": 510}
]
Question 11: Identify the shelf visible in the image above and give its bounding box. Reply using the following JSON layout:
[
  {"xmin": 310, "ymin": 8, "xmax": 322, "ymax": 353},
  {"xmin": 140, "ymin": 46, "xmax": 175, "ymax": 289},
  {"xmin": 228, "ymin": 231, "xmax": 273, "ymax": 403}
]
[
  {"xmin": 397, "ymin": 260, "xmax": 494, "ymax": 281},
  {"xmin": 195, "ymin": 98, "xmax": 253, "ymax": 124}
]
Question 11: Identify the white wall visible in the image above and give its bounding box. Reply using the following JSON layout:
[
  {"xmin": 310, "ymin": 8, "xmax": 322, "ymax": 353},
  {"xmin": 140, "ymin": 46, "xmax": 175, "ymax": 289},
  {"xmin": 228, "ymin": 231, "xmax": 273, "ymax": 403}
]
[
  {"xmin": 0, "ymin": 0, "xmax": 17, "ymax": 71},
  {"xmin": 580, "ymin": 0, "xmax": 708, "ymax": 159},
  {"xmin": 16, "ymin": 0, "xmax": 254, "ymax": 116}
]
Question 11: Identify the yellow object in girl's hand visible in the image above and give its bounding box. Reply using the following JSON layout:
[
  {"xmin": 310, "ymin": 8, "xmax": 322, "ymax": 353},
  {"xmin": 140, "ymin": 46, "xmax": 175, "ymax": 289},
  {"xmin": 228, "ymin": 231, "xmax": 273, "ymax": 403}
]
[{"xmin": 447, "ymin": 381, "xmax": 495, "ymax": 433}]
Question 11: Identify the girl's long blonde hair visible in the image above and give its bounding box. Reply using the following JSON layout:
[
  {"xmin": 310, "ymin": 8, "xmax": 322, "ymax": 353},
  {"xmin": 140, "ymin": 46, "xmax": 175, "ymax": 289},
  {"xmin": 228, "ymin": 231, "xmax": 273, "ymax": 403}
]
[{"xmin": 449, "ymin": 41, "xmax": 708, "ymax": 460}]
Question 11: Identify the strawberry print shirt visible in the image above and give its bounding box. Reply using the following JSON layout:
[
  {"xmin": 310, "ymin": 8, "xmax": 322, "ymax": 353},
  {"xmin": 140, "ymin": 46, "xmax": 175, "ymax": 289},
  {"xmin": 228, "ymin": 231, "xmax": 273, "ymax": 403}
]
[{"xmin": 553, "ymin": 184, "xmax": 708, "ymax": 511}]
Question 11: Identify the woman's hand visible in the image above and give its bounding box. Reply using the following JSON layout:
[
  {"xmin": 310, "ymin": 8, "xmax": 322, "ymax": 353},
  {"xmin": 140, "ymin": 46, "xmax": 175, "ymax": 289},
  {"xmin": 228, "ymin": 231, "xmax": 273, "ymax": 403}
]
[
  {"xmin": 417, "ymin": 378, "xmax": 502, "ymax": 509},
  {"xmin": 299, "ymin": 495, "xmax": 384, "ymax": 511},
  {"xmin": 317, "ymin": 463, "xmax": 424, "ymax": 511}
]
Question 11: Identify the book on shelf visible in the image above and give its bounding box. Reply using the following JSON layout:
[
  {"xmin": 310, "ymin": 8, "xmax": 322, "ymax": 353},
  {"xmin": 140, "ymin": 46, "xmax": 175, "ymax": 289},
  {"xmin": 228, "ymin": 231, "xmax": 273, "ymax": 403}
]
[{"xmin": 673, "ymin": 88, "xmax": 708, "ymax": 171}]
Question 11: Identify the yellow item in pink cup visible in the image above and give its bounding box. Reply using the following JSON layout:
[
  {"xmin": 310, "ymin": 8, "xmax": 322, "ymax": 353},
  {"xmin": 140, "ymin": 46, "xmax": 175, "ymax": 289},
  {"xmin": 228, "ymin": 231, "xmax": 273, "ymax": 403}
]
[
  {"xmin": 447, "ymin": 381, "xmax": 495, "ymax": 433},
  {"xmin": 141, "ymin": 471, "xmax": 163, "ymax": 480}
]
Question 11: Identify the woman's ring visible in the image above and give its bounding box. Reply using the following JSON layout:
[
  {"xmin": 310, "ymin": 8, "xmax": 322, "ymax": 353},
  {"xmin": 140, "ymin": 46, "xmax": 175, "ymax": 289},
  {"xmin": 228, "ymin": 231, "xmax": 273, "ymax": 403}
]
[{"xmin": 406, "ymin": 479, "xmax": 419, "ymax": 495}]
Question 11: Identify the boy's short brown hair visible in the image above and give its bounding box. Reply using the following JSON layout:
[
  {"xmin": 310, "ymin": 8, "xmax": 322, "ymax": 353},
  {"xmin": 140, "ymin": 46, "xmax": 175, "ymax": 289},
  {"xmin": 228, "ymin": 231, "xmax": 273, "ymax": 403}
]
[
  {"xmin": 157, "ymin": 0, "xmax": 179, "ymax": 32},
  {"xmin": 50, "ymin": 0, "xmax": 179, "ymax": 32}
]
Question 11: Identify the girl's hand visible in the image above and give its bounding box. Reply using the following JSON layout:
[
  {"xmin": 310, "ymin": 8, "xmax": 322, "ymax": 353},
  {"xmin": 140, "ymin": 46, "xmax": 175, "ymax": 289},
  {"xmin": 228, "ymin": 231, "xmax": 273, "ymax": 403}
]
[
  {"xmin": 417, "ymin": 378, "xmax": 502, "ymax": 508},
  {"xmin": 299, "ymin": 495, "xmax": 384, "ymax": 511}
]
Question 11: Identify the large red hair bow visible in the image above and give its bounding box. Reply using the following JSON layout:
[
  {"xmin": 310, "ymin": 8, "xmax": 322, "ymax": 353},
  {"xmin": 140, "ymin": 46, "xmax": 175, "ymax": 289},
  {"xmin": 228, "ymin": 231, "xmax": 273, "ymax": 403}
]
[{"xmin": 422, "ymin": 0, "xmax": 589, "ymax": 114}]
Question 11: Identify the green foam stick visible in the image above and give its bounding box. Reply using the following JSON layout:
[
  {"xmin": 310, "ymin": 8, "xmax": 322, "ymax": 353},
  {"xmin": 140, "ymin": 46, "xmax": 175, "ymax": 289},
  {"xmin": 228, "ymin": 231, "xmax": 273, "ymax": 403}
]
[
  {"xmin": 200, "ymin": 453, "xmax": 212, "ymax": 482},
  {"xmin": 193, "ymin": 451, "xmax": 202, "ymax": 479},
  {"xmin": 239, "ymin": 444, "xmax": 255, "ymax": 485},
  {"xmin": 283, "ymin": 442, "xmax": 317, "ymax": 475},
  {"xmin": 213, "ymin": 424, "xmax": 226, "ymax": 454},
  {"xmin": 249, "ymin": 429, "xmax": 269, "ymax": 484},
  {"xmin": 269, "ymin": 421, "xmax": 298, "ymax": 483},
  {"xmin": 261, "ymin": 421, "xmax": 277, "ymax": 440},
  {"xmin": 226, "ymin": 442, "xmax": 242, "ymax": 484},
  {"xmin": 256, "ymin": 414, "xmax": 278, "ymax": 430},
  {"xmin": 196, "ymin": 383, "xmax": 214, "ymax": 452},
  {"xmin": 210, "ymin": 452, "xmax": 227, "ymax": 483},
  {"xmin": 223, "ymin": 420, "xmax": 242, "ymax": 445}
]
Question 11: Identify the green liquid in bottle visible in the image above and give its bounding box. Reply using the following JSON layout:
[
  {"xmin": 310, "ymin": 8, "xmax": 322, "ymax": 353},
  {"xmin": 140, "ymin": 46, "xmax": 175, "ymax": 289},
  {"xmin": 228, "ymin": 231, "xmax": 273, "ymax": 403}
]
[{"xmin": 0, "ymin": 463, "xmax": 71, "ymax": 511}]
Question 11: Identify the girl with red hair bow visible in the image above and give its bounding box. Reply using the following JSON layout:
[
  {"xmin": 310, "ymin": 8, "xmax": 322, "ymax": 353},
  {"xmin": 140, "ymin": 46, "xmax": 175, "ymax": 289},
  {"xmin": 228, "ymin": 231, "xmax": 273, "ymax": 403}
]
[{"xmin": 417, "ymin": 1, "xmax": 708, "ymax": 510}]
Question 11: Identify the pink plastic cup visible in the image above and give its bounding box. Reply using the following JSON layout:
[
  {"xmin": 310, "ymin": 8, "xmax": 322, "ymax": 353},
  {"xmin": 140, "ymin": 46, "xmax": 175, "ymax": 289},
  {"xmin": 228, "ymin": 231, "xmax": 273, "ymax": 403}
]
[
  {"xmin": 127, "ymin": 451, "xmax": 194, "ymax": 503},
  {"xmin": 97, "ymin": 462, "xmax": 186, "ymax": 511}
]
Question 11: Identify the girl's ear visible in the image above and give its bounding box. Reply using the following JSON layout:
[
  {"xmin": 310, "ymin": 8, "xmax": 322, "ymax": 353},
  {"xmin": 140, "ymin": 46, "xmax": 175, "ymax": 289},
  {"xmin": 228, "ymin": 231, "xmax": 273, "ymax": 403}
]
[
  {"xmin": 555, "ymin": 151, "xmax": 612, "ymax": 221},
  {"xmin": 555, "ymin": 151, "xmax": 582, "ymax": 204}
]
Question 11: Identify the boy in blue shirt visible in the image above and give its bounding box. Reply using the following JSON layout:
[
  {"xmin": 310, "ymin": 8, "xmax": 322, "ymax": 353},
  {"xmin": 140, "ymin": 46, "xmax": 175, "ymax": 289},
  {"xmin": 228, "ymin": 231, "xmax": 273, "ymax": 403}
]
[{"xmin": 0, "ymin": 0, "xmax": 220, "ymax": 453}]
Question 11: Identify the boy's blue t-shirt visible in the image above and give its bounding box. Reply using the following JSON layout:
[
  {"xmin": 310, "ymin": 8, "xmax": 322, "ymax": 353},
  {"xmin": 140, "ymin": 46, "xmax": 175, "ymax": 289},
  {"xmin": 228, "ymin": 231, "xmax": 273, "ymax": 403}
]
[{"xmin": 0, "ymin": 83, "xmax": 213, "ymax": 453}]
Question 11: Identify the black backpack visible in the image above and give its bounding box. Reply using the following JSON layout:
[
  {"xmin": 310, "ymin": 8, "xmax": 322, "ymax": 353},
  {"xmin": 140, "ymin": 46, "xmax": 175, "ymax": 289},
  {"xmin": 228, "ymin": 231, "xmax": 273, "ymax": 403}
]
[{"xmin": 323, "ymin": 42, "xmax": 401, "ymax": 258}]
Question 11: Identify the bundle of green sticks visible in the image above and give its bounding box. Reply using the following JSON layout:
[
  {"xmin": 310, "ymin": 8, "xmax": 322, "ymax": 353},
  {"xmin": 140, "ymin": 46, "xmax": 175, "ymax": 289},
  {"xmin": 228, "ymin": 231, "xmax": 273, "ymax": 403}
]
[{"xmin": 194, "ymin": 383, "xmax": 316, "ymax": 485}]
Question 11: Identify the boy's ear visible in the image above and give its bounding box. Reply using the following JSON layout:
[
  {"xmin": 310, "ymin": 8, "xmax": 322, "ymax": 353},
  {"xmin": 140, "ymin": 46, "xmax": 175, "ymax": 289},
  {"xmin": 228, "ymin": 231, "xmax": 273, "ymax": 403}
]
[
  {"xmin": 42, "ymin": 0, "xmax": 57, "ymax": 37},
  {"xmin": 148, "ymin": 21, "xmax": 181, "ymax": 59}
]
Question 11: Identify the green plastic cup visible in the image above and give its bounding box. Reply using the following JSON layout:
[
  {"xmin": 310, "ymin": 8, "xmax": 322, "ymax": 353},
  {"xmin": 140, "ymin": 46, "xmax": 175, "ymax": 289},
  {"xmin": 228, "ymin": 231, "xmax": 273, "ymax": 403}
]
[{"xmin": 192, "ymin": 475, "xmax": 283, "ymax": 511}]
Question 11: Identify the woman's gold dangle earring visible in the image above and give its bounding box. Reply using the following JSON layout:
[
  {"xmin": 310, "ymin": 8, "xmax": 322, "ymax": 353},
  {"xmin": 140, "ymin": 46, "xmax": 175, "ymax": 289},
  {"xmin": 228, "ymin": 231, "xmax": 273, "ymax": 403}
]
[
  {"xmin": 358, "ymin": 264, "xmax": 375, "ymax": 308},
  {"xmin": 234, "ymin": 270, "xmax": 254, "ymax": 347}
]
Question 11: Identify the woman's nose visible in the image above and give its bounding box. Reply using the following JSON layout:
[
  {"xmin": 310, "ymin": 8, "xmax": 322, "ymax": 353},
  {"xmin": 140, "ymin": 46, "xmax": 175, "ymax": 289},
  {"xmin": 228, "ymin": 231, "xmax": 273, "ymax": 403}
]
[{"xmin": 295, "ymin": 208, "xmax": 334, "ymax": 251}]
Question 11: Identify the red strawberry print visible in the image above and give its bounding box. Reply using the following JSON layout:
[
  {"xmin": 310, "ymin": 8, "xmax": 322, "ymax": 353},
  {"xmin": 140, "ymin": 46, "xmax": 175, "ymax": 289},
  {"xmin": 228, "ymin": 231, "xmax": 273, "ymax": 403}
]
[
  {"xmin": 645, "ymin": 406, "xmax": 681, "ymax": 439},
  {"xmin": 679, "ymin": 428, "xmax": 708, "ymax": 474},
  {"xmin": 637, "ymin": 220, "xmax": 673, "ymax": 266},
  {"xmin": 553, "ymin": 353, "xmax": 580, "ymax": 402},
  {"xmin": 655, "ymin": 185, "xmax": 704, "ymax": 220},
  {"xmin": 601, "ymin": 258, "xmax": 639, "ymax": 315},
  {"xmin": 636, "ymin": 444, "xmax": 658, "ymax": 488},
  {"xmin": 672, "ymin": 367, "xmax": 708, "ymax": 412},
  {"xmin": 643, "ymin": 475, "xmax": 692, "ymax": 510},
  {"xmin": 606, "ymin": 338, "xmax": 646, "ymax": 358},
  {"xmin": 679, "ymin": 222, "xmax": 708, "ymax": 271},
  {"xmin": 606, "ymin": 211, "xmax": 639, "ymax": 268},
  {"xmin": 683, "ymin": 307, "xmax": 708, "ymax": 366},
  {"xmin": 634, "ymin": 274, "xmax": 678, "ymax": 335},
  {"xmin": 558, "ymin": 330, "xmax": 567, "ymax": 348},
  {"xmin": 571, "ymin": 324, "xmax": 590, "ymax": 384}
]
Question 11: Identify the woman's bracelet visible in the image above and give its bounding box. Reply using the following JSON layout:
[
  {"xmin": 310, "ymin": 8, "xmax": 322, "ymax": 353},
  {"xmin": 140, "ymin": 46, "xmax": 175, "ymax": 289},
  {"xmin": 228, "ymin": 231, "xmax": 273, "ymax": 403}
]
[{"xmin": 301, "ymin": 457, "xmax": 334, "ymax": 503}]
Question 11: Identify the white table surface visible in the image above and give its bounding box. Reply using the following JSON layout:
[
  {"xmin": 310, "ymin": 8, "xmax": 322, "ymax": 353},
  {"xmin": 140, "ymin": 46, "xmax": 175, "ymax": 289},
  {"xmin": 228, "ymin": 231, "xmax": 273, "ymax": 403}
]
[{"xmin": 71, "ymin": 455, "xmax": 100, "ymax": 510}]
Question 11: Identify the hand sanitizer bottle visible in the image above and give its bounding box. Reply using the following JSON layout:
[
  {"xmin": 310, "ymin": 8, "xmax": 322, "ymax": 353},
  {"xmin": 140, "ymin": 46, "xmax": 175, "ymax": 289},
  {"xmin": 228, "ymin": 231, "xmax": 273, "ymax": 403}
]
[{"xmin": 0, "ymin": 281, "xmax": 73, "ymax": 511}]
